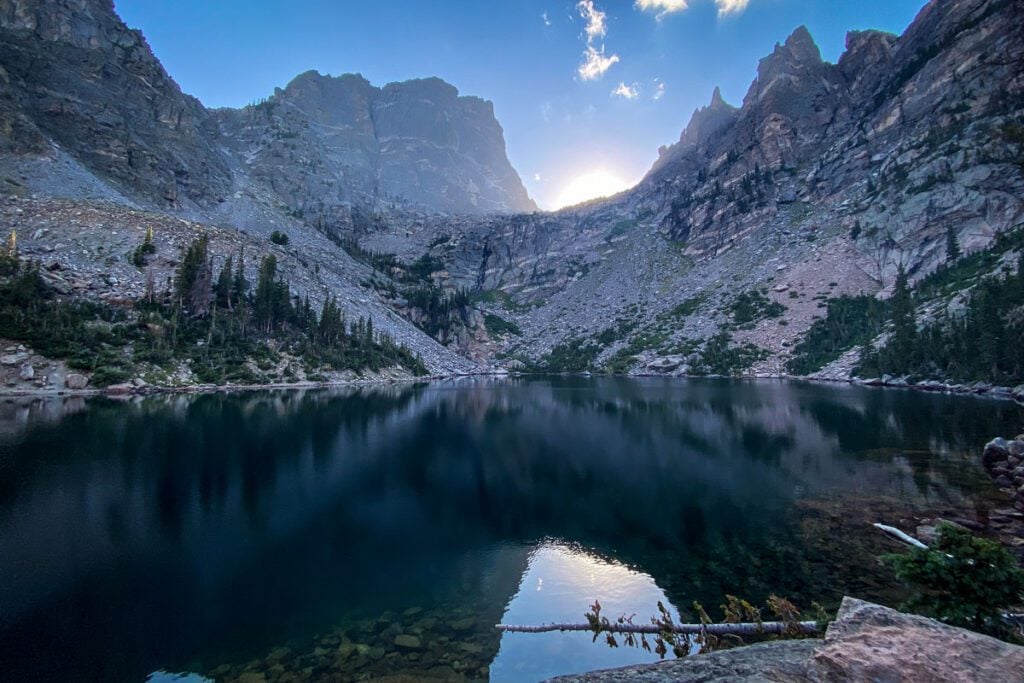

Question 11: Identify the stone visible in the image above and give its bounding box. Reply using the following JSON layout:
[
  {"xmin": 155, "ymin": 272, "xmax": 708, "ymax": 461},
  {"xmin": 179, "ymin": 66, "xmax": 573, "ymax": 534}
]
[
  {"xmin": 983, "ymin": 438, "xmax": 1011, "ymax": 467},
  {"xmin": 813, "ymin": 597, "xmax": 1024, "ymax": 682},
  {"xmin": 65, "ymin": 373, "xmax": 89, "ymax": 390},
  {"xmin": 105, "ymin": 383, "xmax": 135, "ymax": 395},
  {"xmin": 393, "ymin": 634, "xmax": 422, "ymax": 651},
  {"xmin": 450, "ymin": 617, "xmax": 476, "ymax": 632},
  {"xmin": 18, "ymin": 364, "xmax": 33, "ymax": 381},
  {"xmin": 0, "ymin": 351, "xmax": 29, "ymax": 365},
  {"xmin": 995, "ymin": 475, "xmax": 1013, "ymax": 488},
  {"xmin": 549, "ymin": 598, "xmax": 1024, "ymax": 682}
]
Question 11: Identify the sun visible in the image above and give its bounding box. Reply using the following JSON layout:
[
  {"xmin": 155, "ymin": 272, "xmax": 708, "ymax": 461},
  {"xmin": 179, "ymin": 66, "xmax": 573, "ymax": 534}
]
[{"xmin": 554, "ymin": 169, "xmax": 633, "ymax": 209}]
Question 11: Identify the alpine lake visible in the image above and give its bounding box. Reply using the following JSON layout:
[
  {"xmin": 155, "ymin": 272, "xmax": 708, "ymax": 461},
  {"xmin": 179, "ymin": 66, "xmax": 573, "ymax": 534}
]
[{"xmin": 1, "ymin": 376, "xmax": 1021, "ymax": 682}]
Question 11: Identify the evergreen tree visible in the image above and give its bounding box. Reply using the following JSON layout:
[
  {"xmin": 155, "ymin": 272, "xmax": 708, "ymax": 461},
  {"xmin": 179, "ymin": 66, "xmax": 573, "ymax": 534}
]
[
  {"xmin": 215, "ymin": 255, "xmax": 234, "ymax": 310},
  {"xmin": 254, "ymin": 254, "xmax": 278, "ymax": 332},
  {"xmin": 232, "ymin": 247, "xmax": 248, "ymax": 305},
  {"xmin": 888, "ymin": 265, "xmax": 917, "ymax": 375},
  {"xmin": 174, "ymin": 236, "xmax": 212, "ymax": 315},
  {"xmin": 945, "ymin": 226, "xmax": 961, "ymax": 263}
]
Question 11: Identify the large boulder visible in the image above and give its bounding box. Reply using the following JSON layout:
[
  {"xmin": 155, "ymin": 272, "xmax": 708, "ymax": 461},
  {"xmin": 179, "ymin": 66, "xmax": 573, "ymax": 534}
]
[
  {"xmin": 548, "ymin": 598, "xmax": 1024, "ymax": 682},
  {"xmin": 813, "ymin": 597, "xmax": 1024, "ymax": 681}
]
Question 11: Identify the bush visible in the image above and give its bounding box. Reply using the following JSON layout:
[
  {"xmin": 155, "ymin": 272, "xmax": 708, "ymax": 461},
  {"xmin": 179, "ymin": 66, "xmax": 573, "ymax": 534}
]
[
  {"xmin": 270, "ymin": 231, "xmax": 290, "ymax": 246},
  {"xmin": 884, "ymin": 523, "xmax": 1024, "ymax": 639}
]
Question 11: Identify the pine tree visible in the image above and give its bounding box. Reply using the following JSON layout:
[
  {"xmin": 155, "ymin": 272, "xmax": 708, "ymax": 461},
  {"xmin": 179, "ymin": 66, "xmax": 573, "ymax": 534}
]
[
  {"xmin": 174, "ymin": 236, "xmax": 212, "ymax": 315},
  {"xmin": 215, "ymin": 255, "xmax": 234, "ymax": 310},
  {"xmin": 945, "ymin": 226, "xmax": 961, "ymax": 263},
  {"xmin": 251, "ymin": 254, "xmax": 276, "ymax": 331},
  {"xmin": 888, "ymin": 265, "xmax": 917, "ymax": 375},
  {"xmin": 232, "ymin": 247, "xmax": 248, "ymax": 305}
]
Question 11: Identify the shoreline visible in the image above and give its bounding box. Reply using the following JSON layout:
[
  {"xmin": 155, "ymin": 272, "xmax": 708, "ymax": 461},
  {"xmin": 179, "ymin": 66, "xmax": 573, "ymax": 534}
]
[
  {"xmin": 0, "ymin": 371, "xmax": 510, "ymax": 399},
  {"xmin": 2, "ymin": 369, "xmax": 1023, "ymax": 402}
]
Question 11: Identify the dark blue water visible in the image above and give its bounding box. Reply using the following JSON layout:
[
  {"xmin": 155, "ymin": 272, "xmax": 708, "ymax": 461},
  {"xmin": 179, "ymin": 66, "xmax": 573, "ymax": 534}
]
[{"xmin": 0, "ymin": 377, "xmax": 1020, "ymax": 682}]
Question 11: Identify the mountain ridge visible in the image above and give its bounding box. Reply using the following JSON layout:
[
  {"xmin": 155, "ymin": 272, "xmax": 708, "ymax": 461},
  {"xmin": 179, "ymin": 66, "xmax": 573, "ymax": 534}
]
[{"xmin": 1, "ymin": 0, "xmax": 1023, "ymax": 386}]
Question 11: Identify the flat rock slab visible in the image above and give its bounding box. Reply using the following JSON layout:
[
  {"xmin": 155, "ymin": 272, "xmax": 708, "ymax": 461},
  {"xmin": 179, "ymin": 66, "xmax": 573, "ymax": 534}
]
[
  {"xmin": 549, "ymin": 598, "xmax": 1024, "ymax": 682},
  {"xmin": 547, "ymin": 639, "xmax": 817, "ymax": 682}
]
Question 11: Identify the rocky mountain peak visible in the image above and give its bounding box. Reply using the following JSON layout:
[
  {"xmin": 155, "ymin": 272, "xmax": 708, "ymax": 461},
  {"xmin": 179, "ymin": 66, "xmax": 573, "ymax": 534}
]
[
  {"xmin": 709, "ymin": 86, "xmax": 727, "ymax": 109},
  {"xmin": 753, "ymin": 25, "xmax": 825, "ymax": 87}
]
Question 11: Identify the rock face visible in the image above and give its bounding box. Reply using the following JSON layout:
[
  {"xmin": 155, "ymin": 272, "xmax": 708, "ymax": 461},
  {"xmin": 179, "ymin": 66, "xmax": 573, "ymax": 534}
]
[
  {"xmin": 0, "ymin": 0, "xmax": 535, "ymax": 216},
  {"xmin": 353, "ymin": 0, "xmax": 1024, "ymax": 374},
  {"xmin": 549, "ymin": 598, "xmax": 1024, "ymax": 682},
  {"xmin": 212, "ymin": 71, "xmax": 536, "ymax": 219},
  {"xmin": 0, "ymin": 0, "xmax": 231, "ymax": 205}
]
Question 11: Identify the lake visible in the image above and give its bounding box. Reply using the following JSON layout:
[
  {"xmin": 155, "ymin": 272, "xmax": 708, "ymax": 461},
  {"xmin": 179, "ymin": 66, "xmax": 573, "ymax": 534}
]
[{"xmin": 0, "ymin": 377, "xmax": 1020, "ymax": 682}]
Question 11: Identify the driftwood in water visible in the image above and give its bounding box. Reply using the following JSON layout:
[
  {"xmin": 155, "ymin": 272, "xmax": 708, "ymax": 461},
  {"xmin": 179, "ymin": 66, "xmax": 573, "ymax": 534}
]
[{"xmin": 496, "ymin": 620, "xmax": 819, "ymax": 635}]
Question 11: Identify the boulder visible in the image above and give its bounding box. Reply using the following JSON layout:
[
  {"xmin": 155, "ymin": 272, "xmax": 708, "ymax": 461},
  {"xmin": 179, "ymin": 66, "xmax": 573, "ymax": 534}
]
[
  {"xmin": 65, "ymin": 373, "xmax": 89, "ymax": 390},
  {"xmin": 0, "ymin": 351, "xmax": 29, "ymax": 365},
  {"xmin": 393, "ymin": 634, "xmax": 422, "ymax": 651},
  {"xmin": 813, "ymin": 597, "xmax": 1024, "ymax": 681},
  {"xmin": 18, "ymin": 364, "xmax": 34, "ymax": 381},
  {"xmin": 983, "ymin": 438, "xmax": 1010, "ymax": 468},
  {"xmin": 105, "ymin": 383, "xmax": 135, "ymax": 395},
  {"xmin": 549, "ymin": 598, "xmax": 1024, "ymax": 682}
]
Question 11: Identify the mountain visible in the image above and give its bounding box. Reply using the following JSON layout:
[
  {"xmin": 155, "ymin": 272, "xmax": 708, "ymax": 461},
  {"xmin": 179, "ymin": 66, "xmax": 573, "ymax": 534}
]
[
  {"xmin": 1, "ymin": 0, "xmax": 1022, "ymax": 386},
  {"xmin": 212, "ymin": 72, "xmax": 536, "ymax": 220},
  {"xmin": 0, "ymin": 0, "xmax": 535, "ymax": 216},
  {"xmin": 352, "ymin": 0, "xmax": 1024, "ymax": 377}
]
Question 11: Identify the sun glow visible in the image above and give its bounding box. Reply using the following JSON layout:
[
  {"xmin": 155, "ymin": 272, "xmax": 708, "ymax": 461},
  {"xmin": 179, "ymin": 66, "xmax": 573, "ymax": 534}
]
[{"xmin": 554, "ymin": 169, "xmax": 633, "ymax": 209}]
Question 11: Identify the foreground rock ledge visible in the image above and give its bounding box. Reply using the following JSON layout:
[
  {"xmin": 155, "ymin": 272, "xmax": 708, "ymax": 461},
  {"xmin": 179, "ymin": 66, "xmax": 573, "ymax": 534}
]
[{"xmin": 547, "ymin": 598, "xmax": 1024, "ymax": 682}]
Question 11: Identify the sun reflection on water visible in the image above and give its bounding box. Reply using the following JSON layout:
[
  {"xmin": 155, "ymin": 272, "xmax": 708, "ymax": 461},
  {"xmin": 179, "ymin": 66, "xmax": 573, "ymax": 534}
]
[{"xmin": 490, "ymin": 540, "xmax": 679, "ymax": 682}]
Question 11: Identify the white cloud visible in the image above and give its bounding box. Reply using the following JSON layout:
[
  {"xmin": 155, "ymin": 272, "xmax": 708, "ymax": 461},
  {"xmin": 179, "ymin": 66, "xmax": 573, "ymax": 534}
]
[
  {"xmin": 542, "ymin": 11, "xmax": 551, "ymax": 26},
  {"xmin": 576, "ymin": 1, "xmax": 619, "ymax": 81},
  {"xmin": 579, "ymin": 46, "xmax": 620, "ymax": 80},
  {"xmin": 534, "ymin": 173, "xmax": 542, "ymax": 182},
  {"xmin": 634, "ymin": 0, "xmax": 750, "ymax": 18},
  {"xmin": 715, "ymin": 0, "xmax": 750, "ymax": 15},
  {"xmin": 577, "ymin": 0, "xmax": 608, "ymax": 41},
  {"xmin": 634, "ymin": 0, "xmax": 689, "ymax": 19},
  {"xmin": 612, "ymin": 82, "xmax": 640, "ymax": 99},
  {"xmin": 653, "ymin": 80, "xmax": 666, "ymax": 100}
]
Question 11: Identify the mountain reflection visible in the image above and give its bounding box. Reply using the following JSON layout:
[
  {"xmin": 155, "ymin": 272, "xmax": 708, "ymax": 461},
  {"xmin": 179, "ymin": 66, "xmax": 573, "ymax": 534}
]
[{"xmin": 0, "ymin": 378, "xmax": 1019, "ymax": 681}]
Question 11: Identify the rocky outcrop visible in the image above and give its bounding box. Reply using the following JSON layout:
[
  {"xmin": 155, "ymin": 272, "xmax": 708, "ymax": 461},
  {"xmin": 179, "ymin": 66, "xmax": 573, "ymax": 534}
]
[
  {"xmin": 549, "ymin": 598, "xmax": 1024, "ymax": 682},
  {"xmin": 212, "ymin": 71, "xmax": 536, "ymax": 219},
  {"xmin": 0, "ymin": 0, "xmax": 232, "ymax": 207},
  {"xmin": 0, "ymin": 0, "xmax": 535, "ymax": 216},
  {"xmin": 983, "ymin": 436, "xmax": 1024, "ymax": 512}
]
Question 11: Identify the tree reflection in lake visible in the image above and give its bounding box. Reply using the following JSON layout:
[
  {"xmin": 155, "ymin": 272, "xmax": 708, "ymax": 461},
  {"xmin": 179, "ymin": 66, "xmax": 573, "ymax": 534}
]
[{"xmin": 0, "ymin": 377, "xmax": 1019, "ymax": 681}]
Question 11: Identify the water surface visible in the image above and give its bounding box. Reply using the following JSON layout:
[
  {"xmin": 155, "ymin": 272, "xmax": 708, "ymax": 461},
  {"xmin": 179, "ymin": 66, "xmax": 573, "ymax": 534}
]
[{"xmin": 0, "ymin": 377, "xmax": 1020, "ymax": 682}]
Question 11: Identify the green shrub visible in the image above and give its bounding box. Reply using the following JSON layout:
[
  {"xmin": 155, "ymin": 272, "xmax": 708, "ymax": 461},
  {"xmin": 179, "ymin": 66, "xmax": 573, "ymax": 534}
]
[
  {"xmin": 270, "ymin": 231, "xmax": 290, "ymax": 246},
  {"xmin": 883, "ymin": 523, "xmax": 1024, "ymax": 639}
]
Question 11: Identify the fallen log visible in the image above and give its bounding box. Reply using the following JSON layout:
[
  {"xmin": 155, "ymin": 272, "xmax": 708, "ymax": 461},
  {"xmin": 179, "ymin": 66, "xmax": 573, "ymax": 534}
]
[
  {"xmin": 496, "ymin": 620, "xmax": 819, "ymax": 635},
  {"xmin": 873, "ymin": 522, "xmax": 930, "ymax": 550}
]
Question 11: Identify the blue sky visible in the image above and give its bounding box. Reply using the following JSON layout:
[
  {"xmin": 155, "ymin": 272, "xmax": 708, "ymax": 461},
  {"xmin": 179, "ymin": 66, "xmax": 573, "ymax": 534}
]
[{"xmin": 115, "ymin": 0, "xmax": 928, "ymax": 209}]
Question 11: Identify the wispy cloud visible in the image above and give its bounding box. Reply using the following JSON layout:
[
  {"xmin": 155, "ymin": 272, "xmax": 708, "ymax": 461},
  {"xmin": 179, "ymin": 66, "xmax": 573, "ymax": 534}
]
[
  {"xmin": 579, "ymin": 47, "xmax": 620, "ymax": 80},
  {"xmin": 634, "ymin": 0, "xmax": 751, "ymax": 18},
  {"xmin": 576, "ymin": 1, "xmax": 619, "ymax": 80},
  {"xmin": 652, "ymin": 79, "xmax": 666, "ymax": 100},
  {"xmin": 611, "ymin": 82, "xmax": 640, "ymax": 99},
  {"xmin": 542, "ymin": 11, "xmax": 551, "ymax": 26},
  {"xmin": 714, "ymin": 0, "xmax": 750, "ymax": 16},
  {"xmin": 634, "ymin": 0, "xmax": 688, "ymax": 20},
  {"xmin": 578, "ymin": 0, "xmax": 608, "ymax": 41}
]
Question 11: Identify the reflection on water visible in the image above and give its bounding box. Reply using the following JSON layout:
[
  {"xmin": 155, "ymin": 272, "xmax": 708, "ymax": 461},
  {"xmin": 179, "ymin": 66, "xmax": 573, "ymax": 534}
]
[
  {"xmin": 491, "ymin": 542, "xmax": 674, "ymax": 682},
  {"xmin": 0, "ymin": 377, "xmax": 1020, "ymax": 682}
]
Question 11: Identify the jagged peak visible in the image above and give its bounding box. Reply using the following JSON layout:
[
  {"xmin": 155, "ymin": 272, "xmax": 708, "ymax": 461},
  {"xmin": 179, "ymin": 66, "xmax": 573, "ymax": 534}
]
[
  {"xmin": 760, "ymin": 25, "xmax": 824, "ymax": 76},
  {"xmin": 710, "ymin": 86, "xmax": 727, "ymax": 109}
]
